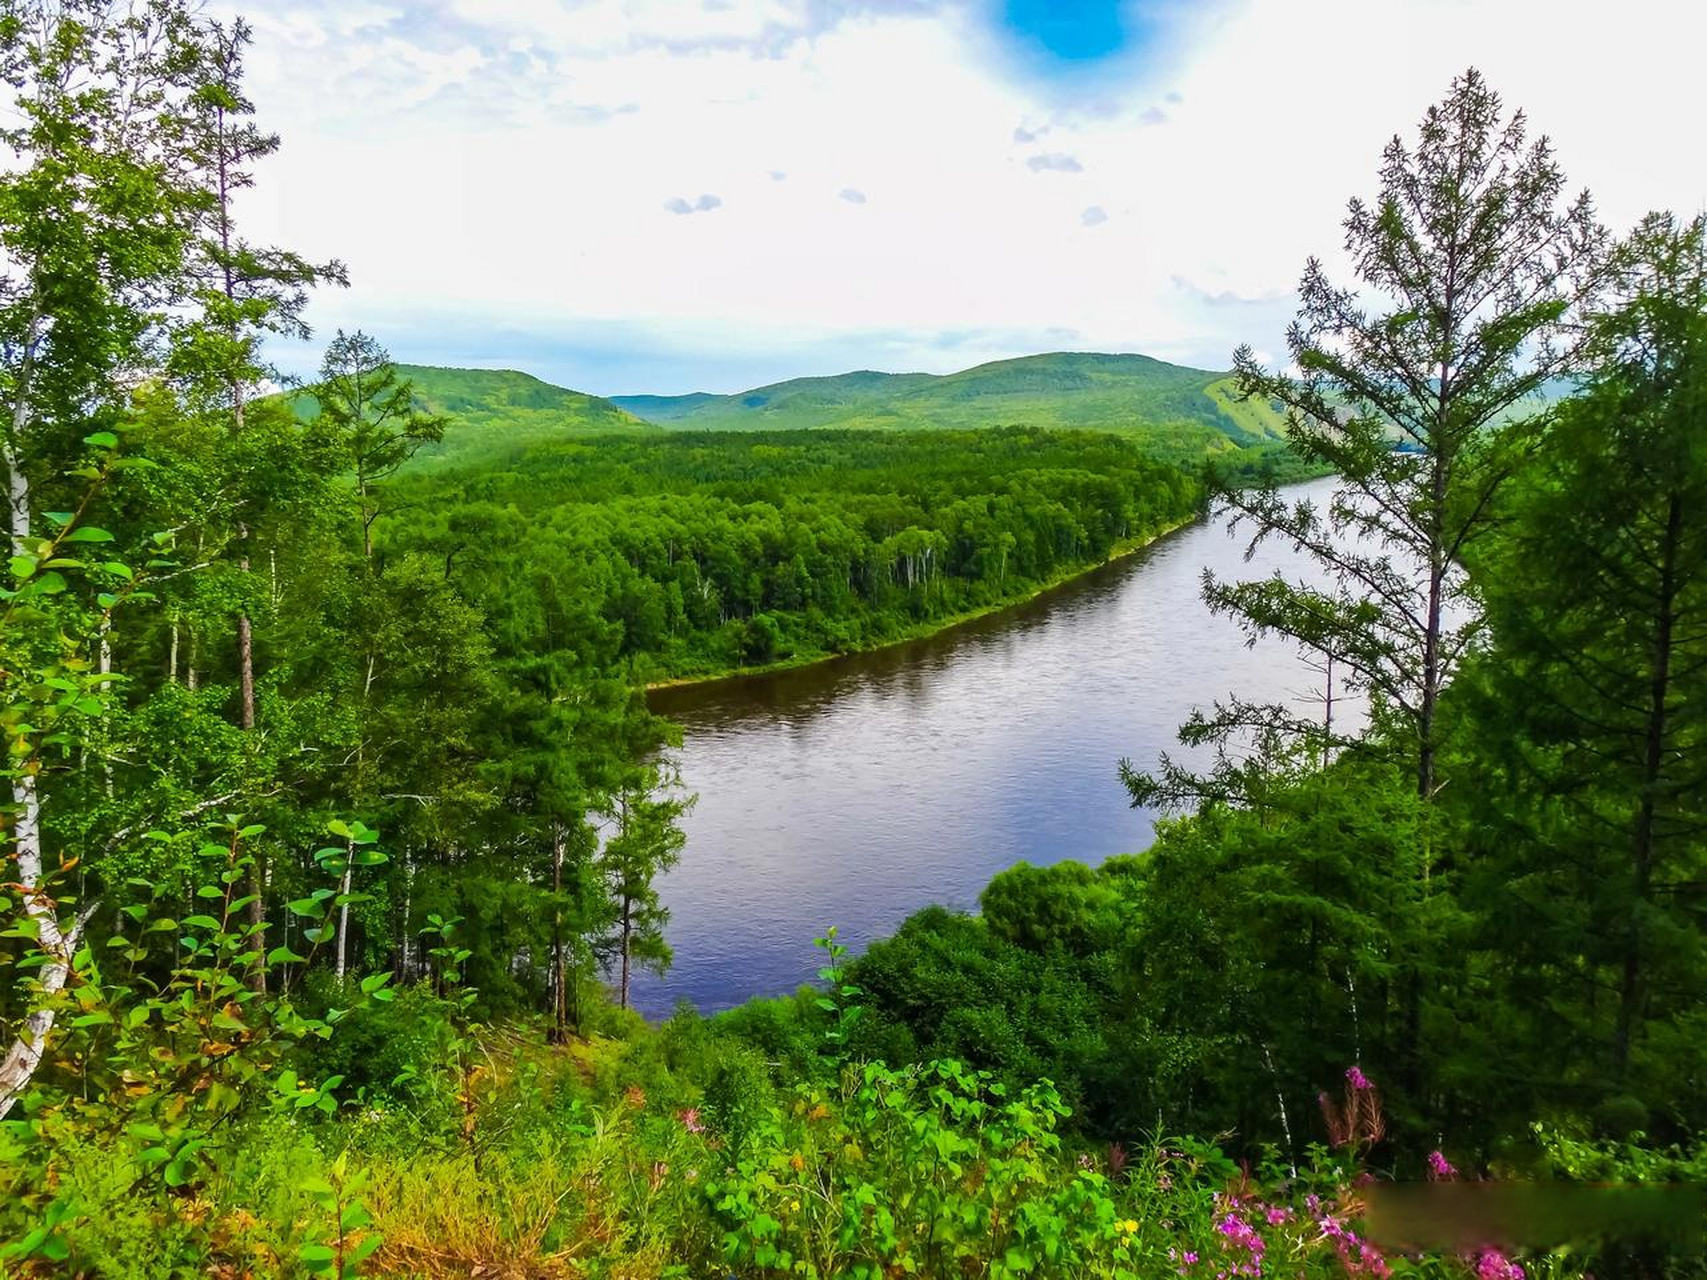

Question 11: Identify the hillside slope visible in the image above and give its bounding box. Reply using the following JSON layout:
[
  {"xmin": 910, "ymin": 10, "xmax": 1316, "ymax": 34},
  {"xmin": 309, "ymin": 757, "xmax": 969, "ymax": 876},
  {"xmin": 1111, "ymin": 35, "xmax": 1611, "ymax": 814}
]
[
  {"xmin": 289, "ymin": 364, "xmax": 653, "ymax": 472},
  {"xmin": 613, "ymin": 351, "xmax": 1290, "ymax": 461}
]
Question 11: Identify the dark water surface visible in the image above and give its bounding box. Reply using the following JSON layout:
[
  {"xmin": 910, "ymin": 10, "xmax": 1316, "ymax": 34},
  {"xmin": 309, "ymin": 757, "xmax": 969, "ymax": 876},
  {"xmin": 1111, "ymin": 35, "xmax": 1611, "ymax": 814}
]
[{"xmin": 639, "ymin": 476, "xmax": 1348, "ymax": 1015}]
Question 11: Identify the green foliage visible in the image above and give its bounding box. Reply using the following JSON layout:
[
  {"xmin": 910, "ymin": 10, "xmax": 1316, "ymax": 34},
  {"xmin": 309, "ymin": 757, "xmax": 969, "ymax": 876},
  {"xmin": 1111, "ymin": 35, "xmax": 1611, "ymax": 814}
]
[
  {"xmin": 385, "ymin": 424, "xmax": 1201, "ymax": 680},
  {"xmin": 611, "ymin": 351, "xmax": 1290, "ymax": 458}
]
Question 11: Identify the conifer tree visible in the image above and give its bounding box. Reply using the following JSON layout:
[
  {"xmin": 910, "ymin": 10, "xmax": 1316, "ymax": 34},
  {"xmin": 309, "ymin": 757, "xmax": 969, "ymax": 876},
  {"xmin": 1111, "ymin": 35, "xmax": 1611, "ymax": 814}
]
[
  {"xmin": 1464, "ymin": 212, "xmax": 1707, "ymax": 1121},
  {"xmin": 1206, "ymin": 69, "xmax": 1604, "ymax": 807},
  {"xmin": 311, "ymin": 331, "xmax": 444, "ymax": 560}
]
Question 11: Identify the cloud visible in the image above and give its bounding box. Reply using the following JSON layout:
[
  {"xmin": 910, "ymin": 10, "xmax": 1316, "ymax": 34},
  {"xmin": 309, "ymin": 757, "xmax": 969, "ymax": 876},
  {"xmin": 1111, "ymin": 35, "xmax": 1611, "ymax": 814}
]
[
  {"xmin": 839, "ymin": 187, "xmax": 868, "ymax": 204},
  {"xmin": 1026, "ymin": 152, "xmax": 1082, "ymax": 172},
  {"xmin": 1081, "ymin": 205, "xmax": 1108, "ymax": 226},
  {"xmin": 234, "ymin": 0, "xmax": 1707, "ymax": 390},
  {"xmin": 664, "ymin": 193, "xmax": 723, "ymax": 214},
  {"xmin": 1138, "ymin": 105, "xmax": 1167, "ymax": 125},
  {"xmin": 768, "ymin": 169, "xmax": 788, "ymax": 180}
]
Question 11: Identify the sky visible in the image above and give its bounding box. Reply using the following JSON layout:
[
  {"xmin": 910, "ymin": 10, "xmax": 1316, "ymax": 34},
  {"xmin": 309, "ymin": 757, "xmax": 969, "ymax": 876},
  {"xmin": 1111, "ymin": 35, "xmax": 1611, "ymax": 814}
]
[{"xmin": 231, "ymin": 0, "xmax": 1706, "ymax": 397}]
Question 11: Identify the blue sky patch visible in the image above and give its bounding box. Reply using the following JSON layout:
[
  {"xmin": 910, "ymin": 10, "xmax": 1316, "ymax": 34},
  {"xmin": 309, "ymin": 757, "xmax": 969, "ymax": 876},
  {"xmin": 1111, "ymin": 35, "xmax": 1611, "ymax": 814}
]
[{"xmin": 999, "ymin": 0, "xmax": 1139, "ymax": 64}]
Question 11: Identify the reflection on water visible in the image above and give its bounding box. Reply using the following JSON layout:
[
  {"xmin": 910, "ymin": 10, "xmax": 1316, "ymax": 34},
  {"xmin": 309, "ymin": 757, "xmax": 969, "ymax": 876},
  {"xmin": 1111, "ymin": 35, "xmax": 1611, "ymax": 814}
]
[{"xmin": 638, "ymin": 476, "xmax": 1350, "ymax": 1014}]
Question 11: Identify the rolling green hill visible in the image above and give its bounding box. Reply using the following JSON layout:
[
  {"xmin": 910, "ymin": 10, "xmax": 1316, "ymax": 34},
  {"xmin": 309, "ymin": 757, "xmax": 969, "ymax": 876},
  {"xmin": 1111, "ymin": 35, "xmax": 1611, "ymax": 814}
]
[
  {"xmin": 288, "ymin": 353, "xmax": 1294, "ymax": 475},
  {"xmin": 611, "ymin": 351, "xmax": 1290, "ymax": 463},
  {"xmin": 396, "ymin": 364, "xmax": 652, "ymax": 468},
  {"xmin": 288, "ymin": 364, "xmax": 654, "ymax": 473}
]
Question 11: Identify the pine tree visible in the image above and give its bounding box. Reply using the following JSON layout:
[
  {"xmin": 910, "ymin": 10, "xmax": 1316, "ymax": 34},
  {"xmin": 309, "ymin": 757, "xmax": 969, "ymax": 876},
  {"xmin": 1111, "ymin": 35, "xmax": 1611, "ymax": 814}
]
[
  {"xmin": 1463, "ymin": 212, "xmax": 1707, "ymax": 1124},
  {"xmin": 1212, "ymin": 69, "xmax": 1604, "ymax": 807},
  {"xmin": 310, "ymin": 332, "xmax": 444, "ymax": 560}
]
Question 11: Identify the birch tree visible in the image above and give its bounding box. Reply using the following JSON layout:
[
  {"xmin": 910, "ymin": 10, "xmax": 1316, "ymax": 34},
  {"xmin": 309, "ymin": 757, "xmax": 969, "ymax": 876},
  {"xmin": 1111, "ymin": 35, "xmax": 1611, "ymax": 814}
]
[{"xmin": 0, "ymin": 0, "xmax": 214, "ymax": 1118}]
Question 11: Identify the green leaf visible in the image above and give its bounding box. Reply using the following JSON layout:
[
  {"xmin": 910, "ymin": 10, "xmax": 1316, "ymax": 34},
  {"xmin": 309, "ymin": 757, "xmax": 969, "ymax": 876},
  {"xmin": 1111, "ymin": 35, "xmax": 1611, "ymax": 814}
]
[
  {"xmin": 298, "ymin": 1242, "xmax": 336, "ymax": 1272},
  {"xmin": 83, "ymin": 431, "xmax": 120, "ymax": 449},
  {"xmin": 62, "ymin": 525, "xmax": 114, "ymax": 543},
  {"xmin": 181, "ymin": 914, "xmax": 221, "ymax": 930},
  {"xmin": 9, "ymin": 555, "xmax": 35, "ymax": 580}
]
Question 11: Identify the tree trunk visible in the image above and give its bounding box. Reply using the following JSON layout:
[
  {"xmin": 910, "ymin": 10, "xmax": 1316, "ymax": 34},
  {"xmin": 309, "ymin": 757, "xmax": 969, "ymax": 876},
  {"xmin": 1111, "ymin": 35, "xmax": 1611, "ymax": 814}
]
[
  {"xmin": 1616, "ymin": 491, "xmax": 1681, "ymax": 1077},
  {"xmin": 0, "ymin": 773, "xmax": 89, "ymax": 1119},
  {"xmin": 335, "ymin": 863, "xmax": 353, "ymax": 985},
  {"xmin": 0, "ymin": 314, "xmax": 91, "ymax": 1120},
  {"xmin": 550, "ymin": 823, "xmax": 568, "ymax": 1042},
  {"xmin": 619, "ymin": 893, "xmax": 633, "ymax": 1011}
]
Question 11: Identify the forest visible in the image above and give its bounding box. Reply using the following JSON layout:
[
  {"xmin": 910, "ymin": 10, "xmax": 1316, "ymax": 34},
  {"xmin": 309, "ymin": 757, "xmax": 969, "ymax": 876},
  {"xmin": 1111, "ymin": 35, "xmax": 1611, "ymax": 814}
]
[{"xmin": 0, "ymin": 4, "xmax": 1704, "ymax": 1279}]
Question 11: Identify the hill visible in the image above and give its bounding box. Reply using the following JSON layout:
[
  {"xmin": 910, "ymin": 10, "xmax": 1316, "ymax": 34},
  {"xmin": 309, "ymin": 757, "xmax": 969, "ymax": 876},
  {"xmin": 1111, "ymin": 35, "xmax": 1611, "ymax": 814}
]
[
  {"xmin": 612, "ymin": 351, "xmax": 1291, "ymax": 464},
  {"xmin": 288, "ymin": 364, "xmax": 653, "ymax": 472}
]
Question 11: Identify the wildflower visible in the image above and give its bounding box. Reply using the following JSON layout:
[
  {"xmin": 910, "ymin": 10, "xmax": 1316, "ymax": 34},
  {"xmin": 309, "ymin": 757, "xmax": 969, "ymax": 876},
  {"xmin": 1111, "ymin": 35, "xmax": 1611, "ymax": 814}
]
[
  {"xmin": 789, "ymin": 1152, "xmax": 806, "ymax": 1172},
  {"xmin": 1078, "ymin": 1153, "xmax": 1095, "ymax": 1170},
  {"xmin": 624, "ymin": 1084, "xmax": 647, "ymax": 1110},
  {"xmin": 789, "ymin": 1199, "xmax": 801, "ymax": 1213},
  {"xmin": 1264, "ymin": 1206, "xmax": 1289, "ymax": 1226},
  {"xmin": 1426, "ymin": 1150, "xmax": 1456, "ymax": 1180},
  {"xmin": 679, "ymin": 1107, "xmax": 706, "ymax": 1134},
  {"xmin": 1118, "ymin": 1219, "xmax": 1138, "ymax": 1234},
  {"xmin": 1473, "ymin": 1249, "xmax": 1524, "ymax": 1280},
  {"xmin": 1345, "ymin": 1065, "xmax": 1372, "ymax": 1091}
]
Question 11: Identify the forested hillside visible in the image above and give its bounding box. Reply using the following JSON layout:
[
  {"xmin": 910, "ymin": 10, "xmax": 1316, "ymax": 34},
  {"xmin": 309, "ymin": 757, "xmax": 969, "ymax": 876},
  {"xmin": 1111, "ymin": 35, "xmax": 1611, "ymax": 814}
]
[
  {"xmin": 288, "ymin": 364, "xmax": 652, "ymax": 471},
  {"xmin": 611, "ymin": 350, "xmax": 1289, "ymax": 462},
  {"xmin": 0, "ymin": 7, "xmax": 1702, "ymax": 1279}
]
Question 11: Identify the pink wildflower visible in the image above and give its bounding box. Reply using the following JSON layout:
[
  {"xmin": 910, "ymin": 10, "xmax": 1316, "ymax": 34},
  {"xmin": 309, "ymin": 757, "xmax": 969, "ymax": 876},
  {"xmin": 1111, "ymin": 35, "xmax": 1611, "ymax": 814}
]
[
  {"xmin": 1427, "ymin": 1150, "xmax": 1457, "ymax": 1180},
  {"xmin": 1345, "ymin": 1065, "xmax": 1372, "ymax": 1091},
  {"xmin": 679, "ymin": 1107, "xmax": 706, "ymax": 1134},
  {"xmin": 1473, "ymin": 1250, "xmax": 1524, "ymax": 1280}
]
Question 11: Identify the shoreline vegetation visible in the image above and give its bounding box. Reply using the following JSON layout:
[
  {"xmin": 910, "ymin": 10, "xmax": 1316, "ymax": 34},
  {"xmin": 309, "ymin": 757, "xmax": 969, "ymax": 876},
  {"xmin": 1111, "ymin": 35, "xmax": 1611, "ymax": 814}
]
[{"xmin": 642, "ymin": 511, "xmax": 1201, "ymax": 693}]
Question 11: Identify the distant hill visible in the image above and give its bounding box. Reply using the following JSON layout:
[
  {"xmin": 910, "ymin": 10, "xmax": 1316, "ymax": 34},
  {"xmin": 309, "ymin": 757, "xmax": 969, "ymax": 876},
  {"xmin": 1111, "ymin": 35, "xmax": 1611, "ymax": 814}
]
[
  {"xmin": 612, "ymin": 352, "xmax": 1290, "ymax": 462},
  {"xmin": 288, "ymin": 364, "xmax": 652, "ymax": 472},
  {"xmin": 395, "ymin": 365, "xmax": 651, "ymax": 467}
]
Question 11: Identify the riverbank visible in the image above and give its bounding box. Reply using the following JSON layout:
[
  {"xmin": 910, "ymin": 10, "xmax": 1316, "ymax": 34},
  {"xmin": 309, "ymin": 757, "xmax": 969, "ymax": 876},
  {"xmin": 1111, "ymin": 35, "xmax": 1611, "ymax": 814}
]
[{"xmin": 642, "ymin": 510, "xmax": 1203, "ymax": 693}]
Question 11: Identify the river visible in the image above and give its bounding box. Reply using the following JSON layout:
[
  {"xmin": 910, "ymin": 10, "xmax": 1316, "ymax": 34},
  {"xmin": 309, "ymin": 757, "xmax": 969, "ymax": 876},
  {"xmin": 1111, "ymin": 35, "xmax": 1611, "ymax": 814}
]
[{"xmin": 639, "ymin": 475, "xmax": 1350, "ymax": 1015}]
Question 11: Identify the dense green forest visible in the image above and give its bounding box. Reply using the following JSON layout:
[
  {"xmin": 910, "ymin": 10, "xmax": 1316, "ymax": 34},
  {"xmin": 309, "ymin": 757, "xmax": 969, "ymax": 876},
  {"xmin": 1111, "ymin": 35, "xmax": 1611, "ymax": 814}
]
[
  {"xmin": 0, "ymin": 5, "xmax": 1703, "ymax": 1279},
  {"xmin": 382, "ymin": 427, "xmax": 1200, "ymax": 679}
]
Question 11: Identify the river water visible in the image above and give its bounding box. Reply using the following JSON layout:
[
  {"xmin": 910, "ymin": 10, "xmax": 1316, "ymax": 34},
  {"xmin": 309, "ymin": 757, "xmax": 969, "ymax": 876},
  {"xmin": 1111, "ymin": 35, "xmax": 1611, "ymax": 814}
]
[{"xmin": 639, "ymin": 475, "xmax": 1349, "ymax": 1015}]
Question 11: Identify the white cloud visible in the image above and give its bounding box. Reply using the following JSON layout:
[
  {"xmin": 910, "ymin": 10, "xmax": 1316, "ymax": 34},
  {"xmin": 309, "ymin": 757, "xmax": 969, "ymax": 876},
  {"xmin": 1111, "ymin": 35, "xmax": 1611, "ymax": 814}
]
[
  {"xmin": 1081, "ymin": 206, "xmax": 1108, "ymax": 227},
  {"xmin": 664, "ymin": 193, "xmax": 724, "ymax": 214},
  {"xmin": 839, "ymin": 187, "xmax": 868, "ymax": 204},
  {"xmin": 1026, "ymin": 152, "xmax": 1084, "ymax": 173},
  {"xmin": 229, "ymin": 0, "xmax": 1707, "ymax": 392}
]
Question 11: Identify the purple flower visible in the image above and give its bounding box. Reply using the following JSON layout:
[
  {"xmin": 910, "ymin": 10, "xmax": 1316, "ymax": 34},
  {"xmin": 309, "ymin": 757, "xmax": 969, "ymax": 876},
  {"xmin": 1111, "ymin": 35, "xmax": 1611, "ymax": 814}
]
[
  {"xmin": 1427, "ymin": 1150, "xmax": 1457, "ymax": 1179},
  {"xmin": 1474, "ymin": 1250, "xmax": 1525, "ymax": 1280},
  {"xmin": 678, "ymin": 1107, "xmax": 706, "ymax": 1134},
  {"xmin": 1345, "ymin": 1065, "xmax": 1372, "ymax": 1091}
]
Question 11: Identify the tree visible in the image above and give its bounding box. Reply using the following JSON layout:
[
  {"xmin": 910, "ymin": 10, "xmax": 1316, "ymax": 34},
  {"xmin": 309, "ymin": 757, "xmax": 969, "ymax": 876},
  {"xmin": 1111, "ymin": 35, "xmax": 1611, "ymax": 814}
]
[
  {"xmin": 1461, "ymin": 212, "xmax": 1707, "ymax": 1125},
  {"xmin": 1208, "ymin": 69, "xmax": 1604, "ymax": 807},
  {"xmin": 175, "ymin": 16, "xmax": 344, "ymax": 987},
  {"xmin": 311, "ymin": 331, "xmax": 444, "ymax": 560},
  {"xmin": 0, "ymin": 0, "xmax": 220, "ymax": 1116},
  {"xmin": 600, "ymin": 760, "xmax": 692, "ymax": 1011}
]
